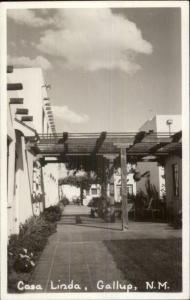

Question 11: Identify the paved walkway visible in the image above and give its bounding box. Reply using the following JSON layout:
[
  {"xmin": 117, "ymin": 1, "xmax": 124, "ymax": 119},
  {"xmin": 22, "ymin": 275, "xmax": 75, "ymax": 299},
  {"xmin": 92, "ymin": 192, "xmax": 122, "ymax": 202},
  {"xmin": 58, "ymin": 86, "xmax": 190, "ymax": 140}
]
[{"xmin": 29, "ymin": 205, "xmax": 181, "ymax": 293}]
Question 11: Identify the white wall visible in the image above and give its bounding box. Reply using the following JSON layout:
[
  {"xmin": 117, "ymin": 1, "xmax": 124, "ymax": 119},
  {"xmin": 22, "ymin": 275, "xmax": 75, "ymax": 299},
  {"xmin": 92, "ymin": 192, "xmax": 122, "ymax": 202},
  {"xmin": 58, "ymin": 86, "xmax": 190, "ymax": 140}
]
[
  {"xmin": 14, "ymin": 132, "xmax": 34, "ymax": 232},
  {"xmin": 139, "ymin": 115, "xmax": 181, "ymax": 133},
  {"xmin": 139, "ymin": 116, "xmax": 157, "ymax": 132},
  {"xmin": 9, "ymin": 68, "xmax": 43, "ymax": 132},
  {"xmin": 43, "ymin": 163, "xmax": 59, "ymax": 207},
  {"xmin": 7, "ymin": 67, "xmax": 58, "ymax": 235},
  {"xmin": 7, "ymin": 107, "xmax": 16, "ymax": 236},
  {"xmin": 137, "ymin": 114, "xmax": 181, "ymax": 198},
  {"xmin": 156, "ymin": 115, "xmax": 181, "ymax": 133},
  {"xmin": 8, "ymin": 68, "xmax": 54, "ymax": 135},
  {"xmin": 61, "ymin": 185, "xmax": 80, "ymax": 201}
]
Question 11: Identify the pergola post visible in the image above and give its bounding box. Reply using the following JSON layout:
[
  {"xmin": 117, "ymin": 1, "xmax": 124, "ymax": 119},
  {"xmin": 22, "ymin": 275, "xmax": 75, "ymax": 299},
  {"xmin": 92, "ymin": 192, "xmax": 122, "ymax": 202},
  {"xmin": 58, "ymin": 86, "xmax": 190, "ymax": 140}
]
[
  {"xmin": 108, "ymin": 158, "xmax": 115, "ymax": 203},
  {"xmin": 120, "ymin": 147, "xmax": 129, "ymax": 231},
  {"xmin": 103, "ymin": 155, "xmax": 116, "ymax": 203}
]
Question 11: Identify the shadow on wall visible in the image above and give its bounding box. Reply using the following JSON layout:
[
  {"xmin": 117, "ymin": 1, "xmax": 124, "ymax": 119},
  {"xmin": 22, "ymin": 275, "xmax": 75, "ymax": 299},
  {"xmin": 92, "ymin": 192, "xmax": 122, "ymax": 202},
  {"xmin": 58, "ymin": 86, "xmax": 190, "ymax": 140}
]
[{"xmin": 15, "ymin": 130, "xmax": 24, "ymax": 171}]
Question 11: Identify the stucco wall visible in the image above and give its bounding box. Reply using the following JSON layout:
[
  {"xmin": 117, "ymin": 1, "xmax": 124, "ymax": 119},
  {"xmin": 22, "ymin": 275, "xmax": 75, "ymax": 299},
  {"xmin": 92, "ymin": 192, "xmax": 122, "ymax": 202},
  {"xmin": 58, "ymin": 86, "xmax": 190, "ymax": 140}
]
[
  {"xmin": 156, "ymin": 115, "xmax": 181, "ymax": 133},
  {"xmin": 7, "ymin": 87, "xmax": 18, "ymax": 235},
  {"xmin": 137, "ymin": 115, "xmax": 181, "ymax": 198},
  {"xmin": 139, "ymin": 116, "xmax": 157, "ymax": 132},
  {"xmin": 43, "ymin": 163, "xmax": 59, "ymax": 207},
  {"xmin": 15, "ymin": 132, "xmax": 34, "ymax": 232},
  {"xmin": 165, "ymin": 155, "xmax": 182, "ymax": 218},
  {"xmin": 10, "ymin": 68, "xmax": 44, "ymax": 133},
  {"xmin": 7, "ymin": 67, "xmax": 58, "ymax": 235},
  {"xmin": 139, "ymin": 115, "xmax": 181, "ymax": 133},
  {"xmin": 61, "ymin": 185, "xmax": 80, "ymax": 201}
]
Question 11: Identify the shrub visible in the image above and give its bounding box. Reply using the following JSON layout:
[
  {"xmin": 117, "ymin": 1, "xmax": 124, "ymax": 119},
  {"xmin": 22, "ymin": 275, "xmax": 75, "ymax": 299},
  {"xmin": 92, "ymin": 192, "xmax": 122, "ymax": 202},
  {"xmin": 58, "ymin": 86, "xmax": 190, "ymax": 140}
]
[
  {"xmin": 13, "ymin": 248, "xmax": 35, "ymax": 273},
  {"xmin": 19, "ymin": 216, "xmax": 56, "ymax": 254},
  {"xmin": 42, "ymin": 205, "xmax": 62, "ymax": 223},
  {"xmin": 8, "ymin": 216, "xmax": 56, "ymax": 274},
  {"xmin": 59, "ymin": 196, "xmax": 69, "ymax": 206},
  {"xmin": 8, "ymin": 210, "xmax": 60, "ymax": 293},
  {"xmin": 145, "ymin": 181, "xmax": 159, "ymax": 202},
  {"xmin": 171, "ymin": 210, "xmax": 182, "ymax": 229},
  {"xmin": 132, "ymin": 190, "xmax": 148, "ymax": 220}
]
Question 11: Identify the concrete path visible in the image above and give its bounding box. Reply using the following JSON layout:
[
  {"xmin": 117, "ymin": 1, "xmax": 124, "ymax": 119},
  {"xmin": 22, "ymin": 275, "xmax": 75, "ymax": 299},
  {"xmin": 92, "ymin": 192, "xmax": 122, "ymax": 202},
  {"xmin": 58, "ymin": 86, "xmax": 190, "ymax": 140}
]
[{"xmin": 29, "ymin": 205, "xmax": 181, "ymax": 293}]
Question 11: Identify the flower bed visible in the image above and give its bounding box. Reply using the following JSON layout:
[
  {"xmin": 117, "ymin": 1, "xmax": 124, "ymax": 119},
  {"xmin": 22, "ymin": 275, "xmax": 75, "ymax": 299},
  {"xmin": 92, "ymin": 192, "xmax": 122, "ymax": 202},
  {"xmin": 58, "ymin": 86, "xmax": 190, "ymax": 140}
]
[{"xmin": 8, "ymin": 204, "xmax": 62, "ymax": 293}]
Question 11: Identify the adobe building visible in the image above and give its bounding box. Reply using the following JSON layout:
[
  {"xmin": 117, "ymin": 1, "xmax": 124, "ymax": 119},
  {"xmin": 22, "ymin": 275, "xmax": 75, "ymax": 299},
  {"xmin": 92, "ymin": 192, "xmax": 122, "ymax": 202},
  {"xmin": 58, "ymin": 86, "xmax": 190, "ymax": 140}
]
[
  {"xmin": 136, "ymin": 114, "xmax": 182, "ymax": 219},
  {"xmin": 136, "ymin": 115, "xmax": 181, "ymax": 197},
  {"xmin": 7, "ymin": 66, "xmax": 59, "ymax": 235}
]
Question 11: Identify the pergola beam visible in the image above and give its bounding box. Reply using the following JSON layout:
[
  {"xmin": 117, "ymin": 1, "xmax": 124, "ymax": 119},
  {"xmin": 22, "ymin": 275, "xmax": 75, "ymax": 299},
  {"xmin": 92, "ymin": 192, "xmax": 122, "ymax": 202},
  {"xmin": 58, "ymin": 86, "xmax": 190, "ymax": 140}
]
[
  {"xmin": 172, "ymin": 131, "xmax": 182, "ymax": 142},
  {"xmin": 92, "ymin": 131, "xmax": 107, "ymax": 155},
  {"xmin": 133, "ymin": 131, "xmax": 147, "ymax": 144},
  {"xmin": 148, "ymin": 142, "xmax": 166, "ymax": 153},
  {"xmin": 57, "ymin": 132, "xmax": 69, "ymax": 158},
  {"xmin": 58, "ymin": 132, "xmax": 68, "ymax": 144},
  {"xmin": 26, "ymin": 131, "xmax": 181, "ymax": 158}
]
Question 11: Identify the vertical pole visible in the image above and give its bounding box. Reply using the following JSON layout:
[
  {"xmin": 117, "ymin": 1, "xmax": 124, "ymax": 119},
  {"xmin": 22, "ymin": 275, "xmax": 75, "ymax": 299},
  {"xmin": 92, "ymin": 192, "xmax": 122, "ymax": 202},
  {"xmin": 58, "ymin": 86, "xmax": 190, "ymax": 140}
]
[
  {"xmin": 101, "ymin": 157, "xmax": 107, "ymax": 198},
  {"xmin": 120, "ymin": 147, "xmax": 128, "ymax": 231},
  {"xmin": 108, "ymin": 158, "xmax": 115, "ymax": 223},
  {"xmin": 108, "ymin": 158, "xmax": 115, "ymax": 204}
]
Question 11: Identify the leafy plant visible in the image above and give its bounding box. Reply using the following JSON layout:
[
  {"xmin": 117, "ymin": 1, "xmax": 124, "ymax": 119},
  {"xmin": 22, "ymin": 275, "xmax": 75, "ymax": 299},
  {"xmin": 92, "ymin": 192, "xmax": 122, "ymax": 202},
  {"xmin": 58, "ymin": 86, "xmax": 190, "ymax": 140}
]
[
  {"xmin": 145, "ymin": 181, "xmax": 159, "ymax": 201},
  {"xmin": 8, "ymin": 210, "xmax": 60, "ymax": 292},
  {"xmin": 42, "ymin": 205, "xmax": 62, "ymax": 223},
  {"xmin": 171, "ymin": 210, "xmax": 182, "ymax": 229},
  {"xmin": 59, "ymin": 196, "xmax": 69, "ymax": 206},
  {"xmin": 13, "ymin": 248, "xmax": 35, "ymax": 273}
]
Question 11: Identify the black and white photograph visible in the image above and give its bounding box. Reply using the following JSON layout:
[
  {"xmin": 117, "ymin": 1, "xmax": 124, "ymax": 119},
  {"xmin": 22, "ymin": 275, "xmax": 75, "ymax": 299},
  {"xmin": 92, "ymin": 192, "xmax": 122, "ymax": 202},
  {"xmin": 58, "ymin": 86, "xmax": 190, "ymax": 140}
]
[{"xmin": 0, "ymin": 1, "xmax": 189, "ymax": 300}]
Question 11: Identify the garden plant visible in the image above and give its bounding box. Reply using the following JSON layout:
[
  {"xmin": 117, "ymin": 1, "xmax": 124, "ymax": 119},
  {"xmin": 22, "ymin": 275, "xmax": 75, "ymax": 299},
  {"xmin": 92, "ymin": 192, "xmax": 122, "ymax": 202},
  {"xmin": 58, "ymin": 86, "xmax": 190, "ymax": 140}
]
[{"xmin": 8, "ymin": 204, "xmax": 62, "ymax": 293}]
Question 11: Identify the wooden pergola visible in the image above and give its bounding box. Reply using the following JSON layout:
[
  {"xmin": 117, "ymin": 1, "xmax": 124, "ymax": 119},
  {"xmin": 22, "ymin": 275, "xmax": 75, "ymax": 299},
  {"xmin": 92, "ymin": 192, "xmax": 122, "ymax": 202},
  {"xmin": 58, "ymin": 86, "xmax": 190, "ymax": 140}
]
[{"xmin": 27, "ymin": 131, "xmax": 182, "ymax": 231}]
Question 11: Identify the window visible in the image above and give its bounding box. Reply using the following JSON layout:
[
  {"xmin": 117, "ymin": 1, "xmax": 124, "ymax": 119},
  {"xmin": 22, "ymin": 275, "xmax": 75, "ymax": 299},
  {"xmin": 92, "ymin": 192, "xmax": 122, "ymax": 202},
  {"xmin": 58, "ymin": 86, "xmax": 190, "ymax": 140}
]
[{"xmin": 172, "ymin": 164, "xmax": 179, "ymax": 196}]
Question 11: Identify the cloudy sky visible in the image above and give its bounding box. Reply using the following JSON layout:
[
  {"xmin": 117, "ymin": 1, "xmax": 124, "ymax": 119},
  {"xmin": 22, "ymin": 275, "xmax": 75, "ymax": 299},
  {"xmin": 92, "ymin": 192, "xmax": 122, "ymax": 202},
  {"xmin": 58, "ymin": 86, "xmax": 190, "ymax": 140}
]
[{"xmin": 7, "ymin": 7, "xmax": 181, "ymax": 132}]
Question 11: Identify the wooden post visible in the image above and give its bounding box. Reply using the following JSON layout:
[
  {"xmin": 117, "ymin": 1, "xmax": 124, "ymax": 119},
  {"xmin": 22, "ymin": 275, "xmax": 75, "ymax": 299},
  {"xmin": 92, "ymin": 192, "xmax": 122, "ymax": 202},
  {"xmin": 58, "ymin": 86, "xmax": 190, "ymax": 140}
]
[
  {"xmin": 103, "ymin": 154, "xmax": 117, "ymax": 203},
  {"xmin": 108, "ymin": 158, "xmax": 115, "ymax": 204},
  {"xmin": 120, "ymin": 147, "xmax": 128, "ymax": 231},
  {"xmin": 101, "ymin": 158, "xmax": 107, "ymax": 198}
]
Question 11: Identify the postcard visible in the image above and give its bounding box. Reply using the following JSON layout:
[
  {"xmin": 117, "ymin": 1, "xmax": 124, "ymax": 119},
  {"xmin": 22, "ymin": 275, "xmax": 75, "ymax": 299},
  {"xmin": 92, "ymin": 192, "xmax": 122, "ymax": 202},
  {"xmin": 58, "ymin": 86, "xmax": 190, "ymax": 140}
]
[{"xmin": 0, "ymin": 1, "xmax": 189, "ymax": 300}]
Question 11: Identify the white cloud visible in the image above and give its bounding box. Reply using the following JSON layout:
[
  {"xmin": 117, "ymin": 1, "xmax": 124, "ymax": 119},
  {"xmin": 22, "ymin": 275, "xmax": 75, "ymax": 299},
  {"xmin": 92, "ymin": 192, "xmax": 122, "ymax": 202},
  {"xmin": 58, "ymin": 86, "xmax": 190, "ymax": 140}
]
[
  {"xmin": 36, "ymin": 9, "xmax": 153, "ymax": 73},
  {"xmin": 52, "ymin": 105, "xmax": 89, "ymax": 124},
  {"xmin": 8, "ymin": 55, "xmax": 52, "ymax": 70},
  {"xmin": 7, "ymin": 9, "xmax": 53, "ymax": 27}
]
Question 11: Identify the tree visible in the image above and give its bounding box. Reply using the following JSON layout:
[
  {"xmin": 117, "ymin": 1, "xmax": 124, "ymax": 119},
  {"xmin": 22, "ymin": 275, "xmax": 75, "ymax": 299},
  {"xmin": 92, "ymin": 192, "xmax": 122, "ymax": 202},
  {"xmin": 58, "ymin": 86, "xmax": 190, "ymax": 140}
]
[{"xmin": 59, "ymin": 170, "xmax": 97, "ymax": 205}]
